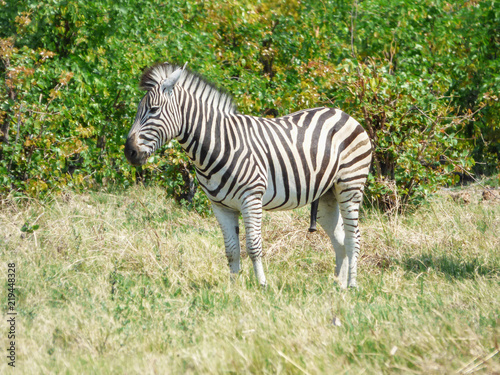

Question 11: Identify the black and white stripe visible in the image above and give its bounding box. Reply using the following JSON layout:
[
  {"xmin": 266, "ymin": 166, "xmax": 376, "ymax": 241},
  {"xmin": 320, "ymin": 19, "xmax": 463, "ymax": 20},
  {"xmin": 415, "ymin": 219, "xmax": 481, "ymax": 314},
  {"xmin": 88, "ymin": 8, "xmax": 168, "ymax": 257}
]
[{"xmin": 125, "ymin": 63, "xmax": 372, "ymax": 288}]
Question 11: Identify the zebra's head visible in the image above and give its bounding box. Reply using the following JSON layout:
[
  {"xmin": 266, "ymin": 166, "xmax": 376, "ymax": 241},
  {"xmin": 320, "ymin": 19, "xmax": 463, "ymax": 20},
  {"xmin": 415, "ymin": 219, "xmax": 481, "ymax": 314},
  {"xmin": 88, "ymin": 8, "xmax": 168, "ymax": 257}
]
[{"xmin": 124, "ymin": 65, "xmax": 185, "ymax": 166}]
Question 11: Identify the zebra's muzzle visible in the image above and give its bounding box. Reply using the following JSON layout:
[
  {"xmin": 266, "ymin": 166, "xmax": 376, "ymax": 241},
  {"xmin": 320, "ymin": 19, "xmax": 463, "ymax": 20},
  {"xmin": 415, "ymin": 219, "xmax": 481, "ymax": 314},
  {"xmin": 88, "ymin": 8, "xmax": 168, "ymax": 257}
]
[{"xmin": 124, "ymin": 135, "xmax": 148, "ymax": 166}]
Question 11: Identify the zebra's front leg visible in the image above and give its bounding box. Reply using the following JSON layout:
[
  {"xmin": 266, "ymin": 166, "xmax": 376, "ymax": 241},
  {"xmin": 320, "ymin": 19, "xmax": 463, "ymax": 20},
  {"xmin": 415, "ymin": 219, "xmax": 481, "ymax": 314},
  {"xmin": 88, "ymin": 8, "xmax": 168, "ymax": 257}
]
[
  {"xmin": 241, "ymin": 197, "xmax": 266, "ymax": 287},
  {"xmin": 212, "ymin": 203, "xmax": 241, "ymax": 279}
]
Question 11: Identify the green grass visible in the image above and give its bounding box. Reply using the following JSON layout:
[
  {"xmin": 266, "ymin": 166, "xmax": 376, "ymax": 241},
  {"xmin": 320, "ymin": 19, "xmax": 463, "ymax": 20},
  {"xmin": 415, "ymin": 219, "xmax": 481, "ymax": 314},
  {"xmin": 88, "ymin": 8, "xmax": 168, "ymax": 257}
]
[{"xmin": 1, "ymin": 186, "xmax": 499, "ymax": 374}]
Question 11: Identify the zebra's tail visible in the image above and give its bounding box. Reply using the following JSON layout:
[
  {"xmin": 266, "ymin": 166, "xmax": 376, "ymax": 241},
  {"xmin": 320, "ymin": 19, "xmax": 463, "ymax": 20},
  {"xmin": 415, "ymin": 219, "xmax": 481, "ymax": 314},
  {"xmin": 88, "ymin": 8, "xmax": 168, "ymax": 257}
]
[{"xmin": 309, "ymin": 199, "xmax": 320, "ymax": 232}]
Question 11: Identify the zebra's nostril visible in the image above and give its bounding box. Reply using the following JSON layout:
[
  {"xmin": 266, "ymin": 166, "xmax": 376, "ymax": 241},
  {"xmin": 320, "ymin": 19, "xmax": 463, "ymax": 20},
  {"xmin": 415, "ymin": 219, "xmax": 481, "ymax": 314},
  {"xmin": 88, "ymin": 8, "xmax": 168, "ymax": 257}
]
[{"xmin": 124, "ymin": 136, "xmax": 142, "ymax": 165}]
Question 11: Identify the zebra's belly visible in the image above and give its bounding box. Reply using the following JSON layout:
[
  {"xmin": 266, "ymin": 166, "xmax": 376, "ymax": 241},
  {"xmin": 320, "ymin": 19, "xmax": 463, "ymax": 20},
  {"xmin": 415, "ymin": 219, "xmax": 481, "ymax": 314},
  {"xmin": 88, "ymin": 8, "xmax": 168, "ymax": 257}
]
[
  {"xmin": 199, "ymin": 169, "xmax": 330, "ymax": 212},
  {"xmin": 261, "ymin": 170, "xmax": 333, "ymax": 211}
]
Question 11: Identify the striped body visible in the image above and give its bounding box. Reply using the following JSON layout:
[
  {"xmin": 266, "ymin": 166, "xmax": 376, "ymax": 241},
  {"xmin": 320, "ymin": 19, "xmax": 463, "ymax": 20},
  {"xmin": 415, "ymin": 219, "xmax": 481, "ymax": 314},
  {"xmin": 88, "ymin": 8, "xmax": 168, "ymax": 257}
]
[
  {"xmin": 125, "ymin": 63, "xmax": 372, "ymax": 288},
  {"xmin": 183, "ymin": 108, "xmax": 370, "ymax": 212}
]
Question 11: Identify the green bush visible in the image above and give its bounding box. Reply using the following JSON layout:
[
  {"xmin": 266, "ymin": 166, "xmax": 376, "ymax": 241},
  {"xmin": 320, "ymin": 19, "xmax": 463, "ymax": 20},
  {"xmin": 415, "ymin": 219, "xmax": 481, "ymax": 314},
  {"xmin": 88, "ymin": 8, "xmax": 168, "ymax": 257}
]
[{"xmin": 1, "ymin": 0, "xmax": 498, "ymax": 210}]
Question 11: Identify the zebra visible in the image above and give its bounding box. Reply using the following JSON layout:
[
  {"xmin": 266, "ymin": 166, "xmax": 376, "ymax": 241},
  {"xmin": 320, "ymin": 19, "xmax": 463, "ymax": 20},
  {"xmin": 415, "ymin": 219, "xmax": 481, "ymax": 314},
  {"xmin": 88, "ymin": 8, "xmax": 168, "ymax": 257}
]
[{"xmin": 124, "ymin": 63, "xmax": 372, "ymax": 289}]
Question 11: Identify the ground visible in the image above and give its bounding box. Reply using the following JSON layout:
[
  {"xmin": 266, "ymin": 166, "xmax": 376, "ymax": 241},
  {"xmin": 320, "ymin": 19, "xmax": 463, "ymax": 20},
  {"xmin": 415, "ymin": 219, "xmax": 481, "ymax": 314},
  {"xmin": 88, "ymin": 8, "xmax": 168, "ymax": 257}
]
[{"xmin": 0, "ymin": 183, "xmax": 499, "ymax": 374}]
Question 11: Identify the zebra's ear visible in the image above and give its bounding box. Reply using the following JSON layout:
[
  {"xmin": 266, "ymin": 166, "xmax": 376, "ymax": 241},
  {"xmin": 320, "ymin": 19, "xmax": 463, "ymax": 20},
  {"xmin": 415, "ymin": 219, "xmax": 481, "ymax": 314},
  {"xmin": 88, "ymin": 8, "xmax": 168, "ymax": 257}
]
[{"xmin": 160, "ymin": 67, "xmax": 183, "ymax": 96}]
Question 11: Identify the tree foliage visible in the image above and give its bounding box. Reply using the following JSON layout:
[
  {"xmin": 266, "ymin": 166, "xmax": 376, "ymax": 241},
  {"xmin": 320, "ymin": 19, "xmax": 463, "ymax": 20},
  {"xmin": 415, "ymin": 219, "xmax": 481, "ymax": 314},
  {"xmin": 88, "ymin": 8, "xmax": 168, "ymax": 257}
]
[{"xmin": 1, "ymin": 0, "xmax": 499, "ymax": 209}]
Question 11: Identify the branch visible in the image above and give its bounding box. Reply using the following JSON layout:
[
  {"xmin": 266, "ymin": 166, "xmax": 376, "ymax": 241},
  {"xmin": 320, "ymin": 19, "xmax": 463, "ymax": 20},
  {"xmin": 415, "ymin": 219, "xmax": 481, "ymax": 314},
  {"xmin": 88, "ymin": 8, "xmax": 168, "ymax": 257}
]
[{"xmin": 350, "ymin": 0, "xmax": 361, "ymax": 76}]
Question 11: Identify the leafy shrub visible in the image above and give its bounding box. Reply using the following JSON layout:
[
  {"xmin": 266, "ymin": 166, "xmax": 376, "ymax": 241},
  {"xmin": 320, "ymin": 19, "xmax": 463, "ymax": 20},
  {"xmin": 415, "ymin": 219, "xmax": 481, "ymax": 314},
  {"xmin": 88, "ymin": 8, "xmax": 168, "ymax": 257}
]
[{"xmin": 1, "ymin": 0, "xmax": 498, "ymax": 211}]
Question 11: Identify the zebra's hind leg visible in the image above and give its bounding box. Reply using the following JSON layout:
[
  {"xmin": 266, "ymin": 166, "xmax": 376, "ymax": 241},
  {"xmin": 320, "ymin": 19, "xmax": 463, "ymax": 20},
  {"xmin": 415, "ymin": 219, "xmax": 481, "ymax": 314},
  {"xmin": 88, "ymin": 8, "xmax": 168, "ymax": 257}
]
[
  {"xmin": 241, "ymin": 196, "xmax": 267, "ymax": 287},
  {"xmin": 317, "ymin": 190, "xmax": 349, "ymax": 288},
  {"xmin": 212, "ymin": 203, "xmax": 241, "ymax": 279},
  {"xmin": 334, "ymin": 183, "xmax": 364, "ymax": 288}
]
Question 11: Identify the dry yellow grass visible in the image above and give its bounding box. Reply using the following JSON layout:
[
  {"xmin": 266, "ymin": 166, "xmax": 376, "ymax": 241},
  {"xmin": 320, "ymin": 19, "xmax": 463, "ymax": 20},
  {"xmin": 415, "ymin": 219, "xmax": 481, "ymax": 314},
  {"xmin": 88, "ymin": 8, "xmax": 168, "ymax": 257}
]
[{"xmin": 0, "ymin": 185, "xmax": 499, "ymax": 374}]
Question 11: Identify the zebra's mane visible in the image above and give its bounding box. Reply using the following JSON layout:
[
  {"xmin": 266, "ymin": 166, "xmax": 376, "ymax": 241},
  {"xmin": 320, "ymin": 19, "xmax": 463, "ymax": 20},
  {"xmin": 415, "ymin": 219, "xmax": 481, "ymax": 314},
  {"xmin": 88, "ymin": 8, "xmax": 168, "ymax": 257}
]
[{"xmin": 139, "ymin": 63, "xmax": 237, "ymax": 114}]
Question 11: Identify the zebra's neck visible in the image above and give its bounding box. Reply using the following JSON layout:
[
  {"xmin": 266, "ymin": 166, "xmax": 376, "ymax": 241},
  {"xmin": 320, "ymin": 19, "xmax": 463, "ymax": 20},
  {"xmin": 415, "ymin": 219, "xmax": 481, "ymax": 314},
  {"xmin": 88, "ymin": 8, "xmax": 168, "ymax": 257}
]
[{"xmin": 176, "ymin": 90, "xmax": 236, "ymax": 167}]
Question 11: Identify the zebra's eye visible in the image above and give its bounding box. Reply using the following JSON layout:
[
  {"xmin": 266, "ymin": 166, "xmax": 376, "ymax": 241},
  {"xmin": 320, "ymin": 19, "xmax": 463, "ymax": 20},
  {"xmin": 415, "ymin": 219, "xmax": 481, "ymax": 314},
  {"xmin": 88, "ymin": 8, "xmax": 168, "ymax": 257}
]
[{"xmin": 150, "ymin": 105, "xmax": 160, "ymax": 113}]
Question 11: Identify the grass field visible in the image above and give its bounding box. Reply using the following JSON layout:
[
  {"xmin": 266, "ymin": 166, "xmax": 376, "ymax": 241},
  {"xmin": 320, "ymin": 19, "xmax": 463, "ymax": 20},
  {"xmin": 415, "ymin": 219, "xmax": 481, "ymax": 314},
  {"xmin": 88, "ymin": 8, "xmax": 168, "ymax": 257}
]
[{"xmin": 1, "ymin": 185, "xmax": 499, "ymax": 374}]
